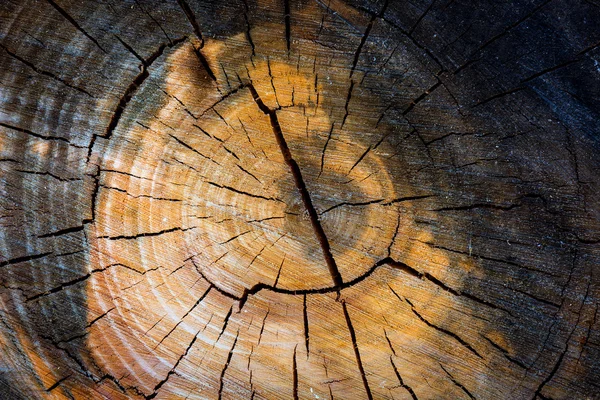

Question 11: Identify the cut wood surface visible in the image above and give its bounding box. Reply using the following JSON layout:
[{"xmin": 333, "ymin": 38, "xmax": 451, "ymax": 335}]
[{"xmin": 1, "ymin": 0, "xmax": 599, "ymax": 399}]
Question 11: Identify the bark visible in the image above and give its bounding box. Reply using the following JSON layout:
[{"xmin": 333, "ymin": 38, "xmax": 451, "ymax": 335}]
[{"xmin": 1, "ymin": 0, "xmax": 599, "ymax": 399}]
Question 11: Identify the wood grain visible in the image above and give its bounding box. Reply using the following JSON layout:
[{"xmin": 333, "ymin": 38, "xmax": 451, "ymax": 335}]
[{"xmin": 1, "ymin": 0, "xmax": 599, "ymax": 399}]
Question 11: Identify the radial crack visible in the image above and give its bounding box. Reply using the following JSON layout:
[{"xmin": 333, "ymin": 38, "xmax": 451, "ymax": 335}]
[
  {"xmin": 38, "ymin": 225, "xmax": 84, "ymax": 238},
  {"xmin": 303, "ymin": 294, "xmax": 310, "ymax": 354},
  {"xmin": 402, "ymin": 81, "xmax": 442, "ymax": 115},
  {"xmin": 207, "ymin": 181, "xmax": 282, "ymax": 202},
  {"xmin": 241, "ymin": 0, "xmax": 256, "ymax": 56},
  {"xmin": 482, "ymin": 336, "xmax": 527, "ymax": 369},
  {"xmin": 292, "ymin": 345, "xmax": 299, "ymax": 399},
  {"xmin": 98, "ymin": 36, "xmax": 186, "ymax": 154},
  {"xmin": 26, "ymin": 263, "xmax": 149, "ymax": 302},
  {"xmin": 349, "ymin": 0, "xmax": 389, "ymax": 78},
  {"xmin": 247, "ymin": 84, "xmax": 344, "ymax": 287},
  {"xmin": 0, "ymin": 44, "xmax": 92, "ymax": 97},
  {"xmin": 45, "ymin": 0, "xmax": 107, "ymax": 53},
  {"xmin": 0, "ymin": 122, "xmax": 73, "ymax": 144},
  {"xmin": 409, "ymin": 0, "xmax": 436, "ymax": 35},
  {"xmin": 284, "ymin": 0, "xmax": 291, "ymax": 52},
  {"xmin": 405, "ymin": 298, "xmax": 482, "ymax": 359},
  {"xmin": 257, "ymin": 309, "xmax": 269, "ymax": 346},
  {"xmin": 176, "ymin": 0, "xmax": 217, "ymax": 80},
  {"xmin": 439, "ymin": 364, "xmax": 476, "ymax": 400},
  {"xmin": 46, "ymin": 374, "xmax": 72, "ymax": 392},
  {"xmin": 214, "ymin": 307, "xmax": 234, "ymax": 344},
  {"xmin": 146, "ymin": 328, "xmax": 202, "ymax": 399},
  {"xmin": 319, "ymin": 122, "xmax": 335, "ymax": 178},
  {"xmin": 341, "ymin": 80, "xmax": 355, "ymax": 128},
  {"xmin": 390, "ymin": 357, "xmax": 418, "ymax": 400},
  {"xmin": 155, "ymin": 286, "xmax": 212, "ymax": 349},
  {"xmin": 341, "ymin": 301, "xmax": 373, "ymax": 400},
  {"xmin": 218, "ymin": 330, "xmax": 240, "ymax": 400}
]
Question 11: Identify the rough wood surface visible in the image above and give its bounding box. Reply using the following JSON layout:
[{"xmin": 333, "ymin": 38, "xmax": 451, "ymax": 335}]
[{"xmin": 1, "ymin": 0, "xmax": 599, "ymax": 399}]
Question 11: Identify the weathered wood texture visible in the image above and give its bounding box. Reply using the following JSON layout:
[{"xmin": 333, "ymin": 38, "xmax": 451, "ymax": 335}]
[{"xmin": 1, "ymin": 0, "xmax": 599, "ymax": 399}]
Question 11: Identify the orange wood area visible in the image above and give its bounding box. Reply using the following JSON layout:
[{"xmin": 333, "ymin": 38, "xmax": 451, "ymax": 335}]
[{"xmin": 1, "ymin": 0, "xmax": 599, "ymax": 399}]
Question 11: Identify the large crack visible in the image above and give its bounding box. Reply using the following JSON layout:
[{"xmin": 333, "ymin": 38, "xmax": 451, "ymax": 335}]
[
  {"xmin": 342, "ymin": 300, "xmax": 373, "ymax": 399},
  {"xmin": 284, "ymin": 0, "xmax": 291, "ymax": 52},
  {"xmin": 176, "ymin": 0, "xmax": 217, "ymax": 81},
  {"xmin": 86, "ymin": 36, "xmax": 188, "ymax": 166},
  {"xmin": 247, "ymin": 83, "xmax": 344, "ymax": 288},
  {"xmin": 193, "ymin": 247, "xmax": 512, "ymax": 328},
  {"xmin": 102, "ymin": 37, "xmax": 187, "ymax": 142}
]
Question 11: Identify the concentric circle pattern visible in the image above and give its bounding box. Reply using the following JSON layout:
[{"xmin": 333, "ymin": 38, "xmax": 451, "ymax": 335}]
[
  {"xmin": 1, "ymin": 1, "xmax": 599, "ymax": 399},
  {"xmin": 93, "ymin": 46, "xmax": 404, "ymax": 296}
]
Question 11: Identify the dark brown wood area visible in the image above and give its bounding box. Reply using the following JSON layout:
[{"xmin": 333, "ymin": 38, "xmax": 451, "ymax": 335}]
[{"xmin": 1, "ymin": 0, "xmax": 599, "ymax": 399}]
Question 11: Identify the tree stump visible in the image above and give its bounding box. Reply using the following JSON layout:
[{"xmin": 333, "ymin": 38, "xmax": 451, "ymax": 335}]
[{"xmin": 1, "ymin": 0, "xmax": 599, "ymax": 399}]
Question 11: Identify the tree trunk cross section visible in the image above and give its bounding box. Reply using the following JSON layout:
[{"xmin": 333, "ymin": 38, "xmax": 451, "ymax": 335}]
[{"xmin": 0, "ymin": 1, "xmax": 599, "ymax": 399}]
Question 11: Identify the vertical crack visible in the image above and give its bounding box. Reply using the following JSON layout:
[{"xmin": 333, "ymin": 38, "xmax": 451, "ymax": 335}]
[
  {"xmin": 241, "ymin": 0, "xmax": 256, "ymax": 56},
  {"xmin": 303, "ymin": 294, "xmax": 310, "ymax": 355},
  {"xmin": 247, "ymin": 84, "xmax": 344, "ymax": 287},
  {"xmin": 319, "ymin": 122, "xmax": 335, "ymax": 178},
  {"xmin": 341, "ymin": 301, "xmax": 373, "ymax": 400},
  {"xmin": 145, "ymin": 329, "xmax": 201, "ymax": 399},
  {"xmin": 284, "ymin": 0, "xmax": 291, "ymax": 52},
  {"xmin": 257, "ymin": 309, "xmax": 269, "ymax": 346},
  {"xmin": 216, "ymin": 306, "xmax": 234, "ymax": 343},
  {"xmin": 340, "ymin": 81, "xmax": 354, "ymax": 129},
  {"xmin": 218, "ymin": 330, "xmax": 239, "ymax": 400},
  {"xmin": 273, "ymin": 257, "xmax": 284, "ymax": 287},
  {"xmin": 176, "ymin": 0, "xmax": 217, "ymax": 81},
  {"xmin": 349, "ymin": 0, "xmax": 389, "ymax": 78},
  {"xmin": 293, "ymin": 345, "xmax": 299, "ymax": 400}
]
